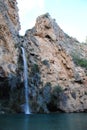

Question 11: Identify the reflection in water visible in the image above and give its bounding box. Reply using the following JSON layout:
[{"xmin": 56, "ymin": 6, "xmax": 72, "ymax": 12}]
[
  {"xmin": 23, "ymin": 115, "xmax": 29, "ymax": 130},
  {"xmin": 0, "ymin": 114, "xmax": 87, "ymax": 130}
]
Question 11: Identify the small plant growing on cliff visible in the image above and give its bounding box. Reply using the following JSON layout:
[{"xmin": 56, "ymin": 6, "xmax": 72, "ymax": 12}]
[
  {"xmin": 52, "ymin": 85, "xmax": 63, "ymax": 96},
  {"xmin": 85, "ymin": 91, "xmax": 87, "ymax": 95},
  {"xmin": 42, "ymin": 59, "xmax": 50, "ymax": 68},
  {"xmin": 31, "ymin": 64, "xmax": 40, "ymax": 73},
  {"xmin": 72, "ymin": 54, "xmax": 87, "ymax": 69}
]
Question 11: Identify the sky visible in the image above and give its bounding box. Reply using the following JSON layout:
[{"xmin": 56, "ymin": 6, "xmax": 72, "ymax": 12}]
[{"xmin": 17, "ymin": 0, "xmax": 87, "ymax": 42}]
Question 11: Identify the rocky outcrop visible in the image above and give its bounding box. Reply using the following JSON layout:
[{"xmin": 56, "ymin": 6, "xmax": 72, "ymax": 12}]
[
  {"xmin": 0, "ymin": 0, "xmax": 20, "ymax": 75},
  {"xmin": 21, "ymin": 13, "xmax": 87, "ymax": 113},
  {"xmin": 0, "ymin": 0, "xmax": 87, "ymax": 113},
  {"xmin": 0, "ymin": 0, "xmax": 20, "ymax": 113}
]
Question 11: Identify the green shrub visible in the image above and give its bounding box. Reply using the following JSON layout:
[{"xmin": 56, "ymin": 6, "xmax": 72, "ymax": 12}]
[
  {"xmin": 31, "ymin": 64, "xmax": 40, "ymax": 73},
  {"xmin": 72, "ymin": 54, "xmax": 87, "ymax": 69},
  {"xmin": 42, "ymin": 59, "xmax": 50, "ymax": 67},
  {"xmin": 49, "ymin": 85, "xmax": 63, "ymax": 111},
  {"xmin": 85, "ymin": 92, "xmax": 87, "ymax": 95},
  {"xmin": 52, "ymin": 85, "xmax": 63, "ymax": 96}
]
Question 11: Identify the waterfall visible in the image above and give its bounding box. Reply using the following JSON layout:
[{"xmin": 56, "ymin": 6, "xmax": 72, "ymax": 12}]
[{"xmin": 21, "ymin": 47, "xmax": 30, "ymax": 114}]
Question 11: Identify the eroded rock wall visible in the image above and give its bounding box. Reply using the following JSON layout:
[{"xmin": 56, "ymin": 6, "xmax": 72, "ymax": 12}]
[
  {"xmin": 0, "ymin": 0, "xmax": 87, "ymax": 113},
  {"xmin": 21, "ymin": 13, "xmax": 87, "ymax": 113},
  {"xmin": 0, "ymin": 0, "xmax": 20, "ymax": 75},
  {"xmin": 0, "ymin": 0, "xmax": 20, "ymax": 113}
]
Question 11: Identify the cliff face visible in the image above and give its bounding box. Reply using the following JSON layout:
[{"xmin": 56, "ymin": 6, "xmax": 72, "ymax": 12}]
[
  {"xmin": 0, "ymin": 0, "xmax": 20, "ymax": 113},
  {"xmin": 0, "ymin": 0, "xmax": 20, "ymax": 75},
  {"xmin": 22, "ymin": 14, "xmax": 87, "ymax": 113},
  {"xmin": 0, "ymin": 0, "xmax": 87, "ymax": 113}
]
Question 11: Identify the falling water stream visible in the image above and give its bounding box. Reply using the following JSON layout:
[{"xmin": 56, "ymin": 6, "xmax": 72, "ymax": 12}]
[{"xmin": 21, "ymin": 47, "xmax": 30, "ymax": 114}]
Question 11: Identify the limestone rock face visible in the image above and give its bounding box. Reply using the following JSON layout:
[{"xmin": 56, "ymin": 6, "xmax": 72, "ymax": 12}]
[
  {"xmin": 0, "ymin": 0, "xmax": 87, "ymax": 113},
  {"xmin": 23, "ymin": 13, "xmax": 87, "ymax": 113},
  {"xmin": 0, "ymin": 0, "xmax": 20, "ymax": 76},
  {"xmin": 0, "ymin": 0, "xmax": 20, "ymax": 113}
]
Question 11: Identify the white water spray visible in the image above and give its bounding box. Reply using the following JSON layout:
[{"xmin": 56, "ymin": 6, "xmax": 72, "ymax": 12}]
[{"xmin": 21, "ymin": 47, "xmax": 30, "ymax": 114}]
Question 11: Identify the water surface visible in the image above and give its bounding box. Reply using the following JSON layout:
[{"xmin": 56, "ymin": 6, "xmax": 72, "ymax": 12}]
[{"xmin": 0, "ymin": 113, "xmax": 87, "ymax": 130}]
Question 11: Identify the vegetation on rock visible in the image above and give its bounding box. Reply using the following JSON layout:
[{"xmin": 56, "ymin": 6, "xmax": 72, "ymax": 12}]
[{"xmin": 72, "ymin": 54, "xmax": 87, "ymax": 69}]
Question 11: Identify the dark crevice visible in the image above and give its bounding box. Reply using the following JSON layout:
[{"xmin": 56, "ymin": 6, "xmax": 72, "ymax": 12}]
[{"xmin": 45, "ymin": 35, "xmax": 51, "ymax": 40}]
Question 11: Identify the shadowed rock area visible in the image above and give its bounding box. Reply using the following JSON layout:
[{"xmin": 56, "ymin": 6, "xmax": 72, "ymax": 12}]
[{"xmin": 0, "ymin": 0, "xmax": 87, "ymax": 114}]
